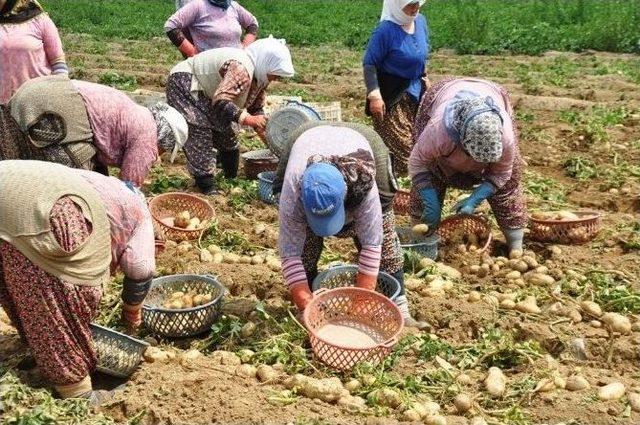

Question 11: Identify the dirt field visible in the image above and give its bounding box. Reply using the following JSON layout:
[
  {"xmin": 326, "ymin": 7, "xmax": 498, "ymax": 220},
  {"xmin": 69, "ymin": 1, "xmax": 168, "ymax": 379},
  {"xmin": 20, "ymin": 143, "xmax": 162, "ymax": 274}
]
[{"xmin": 1, "ymin": 37, "xmax": 639, "ymax": 425}]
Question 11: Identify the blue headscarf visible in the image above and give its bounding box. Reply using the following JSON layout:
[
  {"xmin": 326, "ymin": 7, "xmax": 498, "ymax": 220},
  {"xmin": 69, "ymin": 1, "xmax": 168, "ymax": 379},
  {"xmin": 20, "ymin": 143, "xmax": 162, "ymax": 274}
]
[{"xmin": 207, "ymin": 0, "xmax": 232, "ymax": 9}]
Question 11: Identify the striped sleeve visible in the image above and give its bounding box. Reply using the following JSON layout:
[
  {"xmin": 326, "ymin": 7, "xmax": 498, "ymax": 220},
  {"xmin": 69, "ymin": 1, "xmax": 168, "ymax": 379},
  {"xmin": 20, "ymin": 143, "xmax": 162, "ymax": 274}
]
[
  {"xmin": 358, "ymin": 245, "xmax": 382, "ymax": 277},
  {"xmin": 282, "ymin": 257, "xmax": 307, "ymax": 287}
]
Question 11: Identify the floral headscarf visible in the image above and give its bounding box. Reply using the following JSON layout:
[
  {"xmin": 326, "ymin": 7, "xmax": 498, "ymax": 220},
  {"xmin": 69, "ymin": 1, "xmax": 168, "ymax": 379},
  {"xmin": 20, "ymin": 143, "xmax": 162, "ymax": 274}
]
[{"xmin": 0, "ymin": 0, "xmax": 43, "ymax": 23}]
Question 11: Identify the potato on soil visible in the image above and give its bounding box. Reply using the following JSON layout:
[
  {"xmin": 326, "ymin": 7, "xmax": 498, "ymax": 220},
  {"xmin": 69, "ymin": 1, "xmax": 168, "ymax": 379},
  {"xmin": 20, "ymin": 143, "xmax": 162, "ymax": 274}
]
[
  {"xmin": 597, "ymin": 382, "xmax": 625, "ymax": 401},
  {"xmin": 211, "ymin": 350, "xmax": 241, "ymax": 366},
  {"xmin": 256, "ymin": 364, "xmax": 279, "ymax": 382},
  {"xmin": 602, "ymin": 312, "xmax": 631, "ymax": 334},
  {"xmin": 207, "ymin": 244, "xmax": 222, "ymax": 254},
  {"xmin": 629, "ymin": 393, "xmax": 640, "ymax": 412},
  {"xmin": 580, "ymin": 300, "xmax": 602, "ymax": 318},
  {"xmin": 144, "ymin": 346, "xmax": 172, "ymax": 363},
  {"xmin": 515, "ymin": 296, "xmax": 541, "ymax": 314},
  {"xmin": 238, "ymin": 349, "xmax": 255, "ymax": 363},
  {"xmin": 200, "ymin": 249, "xmax": 214, "ymax": 263},
  {"xmin": 453, "ymin": 393, "xmax": 472, "ymax": 413},
  {"xmin": 235, "ymin": 364, "xmax": 257, "ymax": 378},
  {"xmin": 424, "ymin": 415, "xmax": 447, "ymax": 425},
  {"xmin": 337, "ymin": 395, "xmax": 366, "ymax": 412},
  {"xmin": 344, "ymin": 379, "xmax": 362, "ymax": 393},
  {"xmin": 223, "ymin": 252, "xmax": 240, "ymax": 264},
  {"xmin": 240, "ymin": 321, "xmax": 256, "ymax": 337},
  {"xmin": 565, "ymin": 375, "xmax": 590, "ymax": 391},
  {"xmin": 401, "ymin": 408, "xmax": 422, "ymax": 422},
  {"xmin": 484, "ymin": 367, "xmax": 506, "ymax": 397},
  {"xmin": 367, "ymin": 387, "xmax": 402, "ymax": 408}
]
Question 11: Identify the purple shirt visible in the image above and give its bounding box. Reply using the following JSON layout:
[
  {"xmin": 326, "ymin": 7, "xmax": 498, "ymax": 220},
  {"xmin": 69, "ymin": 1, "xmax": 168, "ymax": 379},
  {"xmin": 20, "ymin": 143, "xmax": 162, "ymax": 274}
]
[
  {"xmin": 409, "ymin": 79, "xmax": 516, "ymax": 189},
  {"xmin": 72, "ymin": 80, "xmax": 159, "ymax": 187},
  {"xmin": 0, "ymin": 14, "xmax": 65, "ymax": 104},
  {"xmin": 165, "ymin": 0, "xmax": 258, "ymax": 51}
]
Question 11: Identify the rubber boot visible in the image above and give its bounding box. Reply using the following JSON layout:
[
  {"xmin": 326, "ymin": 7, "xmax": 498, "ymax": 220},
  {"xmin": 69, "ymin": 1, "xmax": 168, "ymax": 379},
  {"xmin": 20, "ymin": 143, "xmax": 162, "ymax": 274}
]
[
  {"xmin": 218, "ymin": 149, "xmax": 240, "ymax": 179},
  {"xmin": 195, "ymin": 174, "xmax": 217, "ymax": 195},
  {"xmin": 395, "ymin": 294, "xmax": 430, "ymax": 330}
]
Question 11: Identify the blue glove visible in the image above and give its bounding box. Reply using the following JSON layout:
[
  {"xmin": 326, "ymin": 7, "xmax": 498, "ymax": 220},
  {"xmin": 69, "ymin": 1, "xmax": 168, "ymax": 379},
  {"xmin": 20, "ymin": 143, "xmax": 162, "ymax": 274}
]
[
  {"xmin": 419, "ymin": 188, "xmax": 441, "ymax": 230},
  {"xmin": 454, "ymin": 182, "xmax": 496, "ymax": 215}
]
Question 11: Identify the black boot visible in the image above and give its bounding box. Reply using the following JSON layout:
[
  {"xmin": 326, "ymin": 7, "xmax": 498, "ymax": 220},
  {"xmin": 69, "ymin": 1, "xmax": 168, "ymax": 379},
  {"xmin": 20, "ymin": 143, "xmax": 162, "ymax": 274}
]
[
  {"xmin": 195, "ymin": 174, "xmax": 217, "ymax": 195},
  {"xmin": 218, "ymin": 149, "xmax": 240, "ymax": 179}
]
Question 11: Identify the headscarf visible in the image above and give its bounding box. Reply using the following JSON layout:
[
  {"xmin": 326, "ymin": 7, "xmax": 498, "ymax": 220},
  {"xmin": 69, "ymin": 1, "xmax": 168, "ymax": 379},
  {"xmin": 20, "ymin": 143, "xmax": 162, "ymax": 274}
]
[
  {"xmin": 207, "ymin": 0, "xmax": 232, "ymax": 10},
  {"xmin": 148, "ymin": 102, "xmax": 189, "ymax": 163},
  {"xmin": 246, "ymin": 36, "xmax": 295, "ymax": 88},
  {"xmin": 444, "ymin": 94, "xmax": 504, "ymax": 163},
  {"xmin": 380, "ymin": 0, "xmax": 425, "ymax": 26},
  {"xmin": 0, "ymin": 0, "xmax": 43, "ymax": 24},
  {"xmin": 307, "ymin": 149, "xmax": 376, "ymax": 209}
]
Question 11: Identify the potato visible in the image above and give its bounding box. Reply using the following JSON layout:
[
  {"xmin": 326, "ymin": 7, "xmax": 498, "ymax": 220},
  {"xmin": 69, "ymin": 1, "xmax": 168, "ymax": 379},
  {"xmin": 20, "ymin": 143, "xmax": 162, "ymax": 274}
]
[
  {"xmin": 401, "ymin": 408, "xmax": 422, "ymax": 422},
  {"xmin": 470, "ymin": 417, "xmax": 488, "ymax": 425},
  {"xmin": 337, "ymin": 395, "xmax": 366, "ymax": 412},
  {"xmin": 597, "ymin": 382, "xmax": 625, "ymax": 401},
  {"xmin": 160, "ymin": 217, "xmax": 175, "ymax": 227},
  {"xmin": 556, "ymin": 210, "xmax": 579, "ymax": 221},
  {"xmin": 251, "ymin": 255, "xmax": 264, "ymax": 265},
  {"xmin": 143, "ymin": 347, "xmax": 172, "ymax": 363},
  {"xmin": 212, "ymin": 253, "xmax": 224, "ymax": 264},
  {"xmin": 185, "ymin": 223, "xmax": 197, "ymax": 230},
  {"xmin": 515, "ymin": 296, "xmax": 541, "ymax": 314},
  {"xmin": 200, "ymin": 249, "xmax": 213, "ymax": 262},
  {"xmin": 189, "ymin": 217, "xmax": 201, "ymax": 227},
  {"xmin": 629, "ymin": 392, "xmax": 640, "ymax": 412},
  {"xmin": 500, "ymin": 299, "xmax": 515, "ymax": 310},
  {"xmin": 267, "ymin": 258, "xmax": 282, "ymax": 272},
  {"xmin": 526, "ymin": 273, "xmax": 555, "ymax": 286},
  {"xmin": 207, "ymin": 244, "xmax": 222, "ymax": 254},
  {"xmin": 602, "ymin": 312, "xmax": 632, "ymax": 334},
  {"xmin": 170, "ymin": 291, "xmax": 184, "ymax": 299},
  {"xmin": 424, "ymin": 415, "xmax": 447, "ymax": 425},
  {"xmin": 223, "ymin": 252, "xmax": 240, "ymax": 264},
  {"xmin": 256, "ymin": 364, "xmax": 279, "ymax": 383},
  {"xmin": 211, "ymin": 350, "xmax": 241, "ymax": 366},
  {"xmin": 235, "ymin": 364, "xmax": 257, "ymax": 378},
  {"xmin": 565, "ymin": 375, "xmax": 590, "ymax": 391},
  {"xmin": 453, "ymin": 393, "xmax": 472, "ymax": 413},
  {"xmin": 554, "ymin": 375, "xmax": 566, "ymax": 389},
  {"xmin": 505, "ymin": 270, "xmax": 521, "ymax": 280},
  {"xmin": 534, "ymin": 378, "xmax": 555, "ymax": 393},
  {"xmin": 192, "ymin": 294, "xmax": 204, "ymax": 306},
  {"xmin": 168, "ymin": 299, "xmax": 184, "ymax": 310},
  {"xmin": 174, "ymin": 210, "xmax": 191, "ymax": 228},
  {"xmin": 509, "ymin": 259, "xmax": 529, "ymax": 273},
  {"xmin": 181, "ymin": 294, "xmax": 194, "ymax": 308},
  {"xmin": 484, "ymin": 367, "xmax": 506, "ymax": 397},
  {"xmin": 412, "ymin": 223, "xmax": 430, "ymax": 237},
  {"xmin": 467, "ymin": 291, "xmax": 481, "ymax": 302},
  {"xmin": 238, "ymin": 349, "xmax": 255, "ymax": 363},
  {"xmin": 239, "ymin": 255, "xmax": 252, "ymax": 264},
  {"xmin": 201, "ymin": 293, "xmax": 213, "ymax": 304},
  {"xmin": 367, "ymin": 388, "xmax": 402, "ymax": 408},
  {"xmin": 580, "ymin": 300, "xmax": 602, "ymax": 318},
  {"xmin": 241, "ymin": 321, "xmax": 256, "ymax": 337},
  {"xmin": 344, "ymin": 379, "xmax": 361, "ymax": 394},
  {"xmin": 230, "ymin": 187, "xmax": 244, "ymax": 196}
]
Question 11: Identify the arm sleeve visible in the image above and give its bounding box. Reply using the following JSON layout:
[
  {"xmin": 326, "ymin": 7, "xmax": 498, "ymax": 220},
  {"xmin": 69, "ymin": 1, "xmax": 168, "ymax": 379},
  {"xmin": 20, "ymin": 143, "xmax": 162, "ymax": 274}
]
[
  {"xmin": 353, "ymin": 187, "xmax": 383, "ymax": 276},
  {"xmin": 211, "ymin": 60, "xmax": 252, "ymax": 123},
  {"xmin": 235, "ymin": 3, "xmax": 259, "ymax": 33},
  {"xmin": 119, "ymin": 136, "xmax": 158, "ymax": 187},
  {"xmin": 164, "ymin": 1, "xmax": 199, "ymax": 32},
  {"xmin": 278, "ymin": 178, "xmax": 308, "ymax": 261},
  {"xmin": 166, "ymin": 28, "xmax": 187, "ymax": 48},
  {"xmin": 119, "ymin": 217, "xmax": 156, "ymax": 281},
  {"xmin": 409, "ymin": 122, "xmax": 441, "ymax": 190},
  {"xmin": 362, "ymin": 25, "xmax": 387, "ymax": 95},
  {"xmin": 245, "ymin": 87, "xmax": 266, "ymax": 116},
  {"xmin": 40, "ymin": 15, "xmax": 67, "ymax": 72}
]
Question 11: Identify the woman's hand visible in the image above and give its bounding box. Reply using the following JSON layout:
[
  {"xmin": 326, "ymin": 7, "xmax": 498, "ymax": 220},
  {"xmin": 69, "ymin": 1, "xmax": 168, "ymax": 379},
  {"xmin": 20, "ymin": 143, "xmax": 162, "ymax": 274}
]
[
  {"xmin": 369, "ymin": 97, "xmax": 386, "ymax": 121},
  {"xmin": 243, "ymin": 114, "xmax": 267, "ymax": 131}
]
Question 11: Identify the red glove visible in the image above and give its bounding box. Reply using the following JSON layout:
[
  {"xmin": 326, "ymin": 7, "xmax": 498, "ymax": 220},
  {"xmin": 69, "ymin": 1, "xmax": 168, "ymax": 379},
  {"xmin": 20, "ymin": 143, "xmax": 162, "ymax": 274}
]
[
  {"xmin": 355, "ymin": 272, "xmax": 377, "ymax": 291},
  {"xmin": 122, "ymin": 303, "xmax": 142, "ymax": 329},
  {"xmin": 242, "ymin": 33, "xmax": 257, "ymax": 48},
  {"xmin": 178, "ymin": 39, "xmax": 197, "ymax": 58},
  {"xmin": 289, "ymin": 282, "xmax": 313, "ymax": 311},
  {"xmin": 242, "ymin": 114, "xmax": 267, "ymax": 131}
]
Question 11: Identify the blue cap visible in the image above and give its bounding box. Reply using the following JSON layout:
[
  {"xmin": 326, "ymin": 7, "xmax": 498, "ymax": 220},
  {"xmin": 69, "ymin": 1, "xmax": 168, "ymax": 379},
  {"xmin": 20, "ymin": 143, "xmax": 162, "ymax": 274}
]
[{"xmin": 301, "ymin": 163, "xmax": 346, "ymax": 237}]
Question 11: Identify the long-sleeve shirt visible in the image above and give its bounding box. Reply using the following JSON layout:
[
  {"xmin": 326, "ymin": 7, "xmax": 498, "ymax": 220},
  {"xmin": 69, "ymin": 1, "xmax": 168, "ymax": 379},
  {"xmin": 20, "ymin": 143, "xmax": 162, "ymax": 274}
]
[
  {"xmin": 278, "ymin": 126, "xmax": 383, "ymax": 287},
  {"xmin": 78, "ymin": 170, "xmax": 155, "ymax": 281},
  {"xmin": 72, "ymin": 80, "xmax": 159, "ymax": 186},
  {"xmin": 409, "ymin": 79, "xmax": 516, "ymax": 190},
  {"xmin": 362, "ymin": 14, "xmax": 429, "ymax": 102},
  {"xmin": 165, "ymin": 0, "xmax": 258, "ymax": 51},
  {"xmin": 0, "ymin": 14, "xmax": 67, "ymax": 104}
]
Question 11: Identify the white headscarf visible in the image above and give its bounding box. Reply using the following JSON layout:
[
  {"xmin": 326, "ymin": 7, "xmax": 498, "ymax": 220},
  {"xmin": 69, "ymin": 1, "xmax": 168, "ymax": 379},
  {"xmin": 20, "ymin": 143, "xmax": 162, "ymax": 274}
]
[
  {"xmin": 380, "ymin": 0, "xmax": 425, "ymax": 26},
  {"xmin": 246, "ymin": 36, "xmax": 295, "ymax": 88},
  {"xmin": 149, "ymin": 102, "xmax": 189, "ymax": 163}
]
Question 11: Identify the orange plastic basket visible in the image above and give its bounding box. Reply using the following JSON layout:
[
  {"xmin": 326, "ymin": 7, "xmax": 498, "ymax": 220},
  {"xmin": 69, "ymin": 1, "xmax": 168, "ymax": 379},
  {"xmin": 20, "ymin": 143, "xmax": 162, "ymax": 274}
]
[
  {"xmin": 529, "ymin": 211, "xmax": 602, "ymax": 244},
  {"xmin": 303, "ymin": 287, "xmax": 404, "ymax": 371},
  {"xmin": 149, "ymin": 193, "xmax": 214, "ymax": 242},
  {"xmin": 393, "ymin": 189, "xmax": 411, "ymax": 216},
  {"xmin": 437, "ymin": 214, "xmax": 493, "ymax": 253}
]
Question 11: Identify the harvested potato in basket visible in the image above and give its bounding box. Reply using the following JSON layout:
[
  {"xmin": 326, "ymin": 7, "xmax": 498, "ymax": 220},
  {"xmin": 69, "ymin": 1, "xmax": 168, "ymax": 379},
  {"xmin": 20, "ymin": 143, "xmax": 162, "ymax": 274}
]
[
  {"xmin": 162, "ymin": 210, "xmax": 206, "ymax": 230},
  {"xmin": 163, "ymin": 290, "xmax": 213, "ymax": 310},
  {"xmin": 531, "ymin": 210, "xmax": 580, "ymax": 221}
]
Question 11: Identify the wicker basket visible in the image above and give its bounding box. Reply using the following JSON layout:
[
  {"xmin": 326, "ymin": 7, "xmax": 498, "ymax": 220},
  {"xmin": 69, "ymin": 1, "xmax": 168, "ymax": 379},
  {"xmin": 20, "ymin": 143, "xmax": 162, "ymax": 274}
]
[
  {"xmin": 155, "ymin": 240, "xmax": 165, "ymax": 256},
  {"xmin": 149, "ymin": 193, "xmax": 214, "ymax": 242},
  {"xmin": 304, "ymin": 287, "xmax": 403, "ymax": 371},
  {"xmin": 242, "ymin": 149, "xmax": 279, "ymax": 180},
  {"xmin": 529, "ymin": 211, "xmax": 602, "ymax": 244},
  {"xmin": 90, "ymin": 323, "xmax": 148, "ymax": 378},
  {"xmin": 437, "ymin": 214, "xmax": 493, "ymax": 253},
  {"xmin": 265, "ymin": 102, "xmax": 321, "ymax": 157},
  {"xmin": 257, "ymin": 171, "xmax": 278, "ymax": 205},
  {"xmin": 142, "ymin": 274, "xmax": 225, "ymax": 338},
  {"xmin": 312, "ymin": 265, "xmax": 401, "ymax": 300},
  {"xmin": 396, "ymin": 226, "xmax": 439, "ymax": 259},
  {"xmin": 393, "ymin": 189, "xmax": 411, "ymax": 216}
]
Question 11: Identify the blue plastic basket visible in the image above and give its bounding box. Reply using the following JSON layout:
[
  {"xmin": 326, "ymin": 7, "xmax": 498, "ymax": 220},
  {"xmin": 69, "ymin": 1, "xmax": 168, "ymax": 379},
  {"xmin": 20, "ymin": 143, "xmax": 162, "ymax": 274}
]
[
  {"xmin": 312, "ymin": 264, "xmax": 401, "ymax": 300},
  {"xmin": 396, "ymin": 226, "xmax": 439, "ymax": 260},
  {"xmin": 257, "ymin": 171, "xmax": 278, "ymax": 205}
]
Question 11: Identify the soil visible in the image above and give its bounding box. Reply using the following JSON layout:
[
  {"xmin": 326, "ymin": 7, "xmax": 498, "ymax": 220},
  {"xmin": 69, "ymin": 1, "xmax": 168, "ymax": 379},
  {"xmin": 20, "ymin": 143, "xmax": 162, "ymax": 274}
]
[{"xmin": 1, "ymin": 41, "xmax": 639, "ymax": 424}]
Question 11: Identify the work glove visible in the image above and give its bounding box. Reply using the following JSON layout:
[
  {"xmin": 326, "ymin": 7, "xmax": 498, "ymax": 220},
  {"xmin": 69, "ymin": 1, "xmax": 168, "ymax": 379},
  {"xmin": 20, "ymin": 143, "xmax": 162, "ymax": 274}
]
[
  {"xmin": 355, "ymin": 272, "xmax": 377, "ymax": 291},
  {"xmin": 289, "ymin": 281, "xmax": 313, "ymax": 311},
  {"xmin": 242, "ymin": 114, "xmax": 267, "ymax": 131},
  {"xmin": 454, "ymin": 182, "xmax": 496, "ymax": 215},
  {"xmin": 178, "ymin": 39, "xmax": 197, "ymax": 57},
  {"xmin": 419, "ymin": 187, "xmax": 441, "ymax": 232}
]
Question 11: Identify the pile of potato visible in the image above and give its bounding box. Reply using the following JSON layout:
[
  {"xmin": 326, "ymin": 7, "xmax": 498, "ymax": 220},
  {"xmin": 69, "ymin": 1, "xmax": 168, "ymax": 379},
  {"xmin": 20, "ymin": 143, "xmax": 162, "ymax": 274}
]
[
  {"xmin": 531, "ymin": 211, "xmax": 592, "ymax": 243},
  {"xmin": 163, "ymin": 290, "xmax": 213, "ymax": 310},
  {"xmin": 160, "ymin": 210, "xmax": 205, "ymax": 230},
  {"xmin": 531, "ymin": 210, "xmax": 580, "ymax": 221}
]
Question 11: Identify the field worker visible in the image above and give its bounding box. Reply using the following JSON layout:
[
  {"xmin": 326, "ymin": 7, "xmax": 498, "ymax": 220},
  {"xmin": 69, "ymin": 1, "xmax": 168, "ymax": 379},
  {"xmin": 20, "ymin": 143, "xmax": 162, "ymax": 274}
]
[
  {"xmin": 0, "ymin": 160, "xmax": 155, "ymax": 402},
  {"xmin": 409, "ymin": 78, "xmax": 527, "ymax": 257},
  {"xmin": 166, "ymin": 37, "xmax": 294, "ymax": 194},
  {"xmin": 0, "ymin": 0, "xmax": 67, "ymax": 104},
  {"xmin": 363, "ymin": 0, "xmax": 429, "ymax": 175},
  {"xmin": 0, "ymin": 75, "xmax": 188, "ymax": 187},
  {"xmin": 275, "ymin": 122, "xmax": 429, "ymax": 329},
  {"xmin": 165, "ymin": 0, "xmax": 258, "ymax": 58}
]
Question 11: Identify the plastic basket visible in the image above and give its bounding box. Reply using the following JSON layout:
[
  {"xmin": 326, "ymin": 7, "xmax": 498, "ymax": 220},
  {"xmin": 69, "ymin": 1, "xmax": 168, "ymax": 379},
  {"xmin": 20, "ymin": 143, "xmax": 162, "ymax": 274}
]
[
  {"xmin": 529, "ymin": 211, "xmax": 602, "ymax": 244},
  {"xmin": 303, "ymin": 287, "xmax": 403, "ymax": 371},
  {"xmin": 142, "ymin": 274, "xmax": 225, "ymax": 338},
  {"xmin": 263, "ymin": 95, "xmax": 303, "ymax": 114},
  {"xmin": 437, "ymin": 214, "xmax": 493, "ymax": 253},
  {"xmin": 149, "ymin": 193, "xmax": 214, "ymax": 242},
  {"xmin": 306, "ymin": 101, "xmax": 342, "ymax": 122},
  {"xmin": 396, "ymin": 226, "xmax": 439, "ymax": 259},
  {"xmin": 90, "ymin": 323, "xmax": 148, "ymax": 378},
  {"xmin": 312, "ymin": 265, "xmax": 401, "ymax": 300},
  {"xmin": 257, "ymin": 171, "xmax": 278, "ymax": 205},
  {"xmin": 242, "ymin": 149, "xmax": 279, "ymax": 180},
  {"xmin": 265, "ymin": 101, "xmax": 321, "ymax": 157},
  {"xmin": 393, "ymin": 189, "xmax": 410, "ymax": 216}
]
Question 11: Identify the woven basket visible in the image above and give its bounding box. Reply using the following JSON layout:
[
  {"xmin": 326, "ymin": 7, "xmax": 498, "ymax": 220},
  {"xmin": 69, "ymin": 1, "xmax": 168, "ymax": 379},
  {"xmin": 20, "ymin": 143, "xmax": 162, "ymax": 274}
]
[
  {"xmin": 393, "ymin": 189, "xmax": 411, "ymax": 216},
  {"xmin": 142, "ymin": 274, "xmax": 225, "ymax": 338},
  {"xmin": 529, "ymin": 211, "xmax": 602, "ymax": 244},
  {"xmin": 155, "ymin": 240, "xmax": 165, "ymax": 256},
  {"xmin": 396, "ymin": 226, "xmax": 439, "ymax": 259},
  {"xmin": 265, "ymin": 101, "xmax": 321, "ymax": 157},
  {"xmin": 304, "ymin": 287, "xmax": 403, "ymax": 371},
  {"xmin": 90, "ymin": 324, "xmax": 148, "ymax": 378},
  {"xmin": 437, "ymin": 214, "xmax": 493, "ymax": 253},
  {"xmin": 312, "ymin": 265, "xmax": 401, "ymax": 300},
  {"xmin": 242, "ymin": 149, "xmax": 279, "ymax": 180},
  {"xmin": 257, "ymin": 171, "xmax": 278, "ymax": 205},
  {"xmin": 149, "ymin": 193, "xmax": 214, "ymax": 242}
]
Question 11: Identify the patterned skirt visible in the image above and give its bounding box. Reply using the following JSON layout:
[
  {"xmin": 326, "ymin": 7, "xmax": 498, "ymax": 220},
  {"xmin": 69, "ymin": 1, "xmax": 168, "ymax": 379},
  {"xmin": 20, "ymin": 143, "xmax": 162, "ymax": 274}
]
[{"xmin": 0, "ymin": 197, "xmax": 102, "ymax": 386}]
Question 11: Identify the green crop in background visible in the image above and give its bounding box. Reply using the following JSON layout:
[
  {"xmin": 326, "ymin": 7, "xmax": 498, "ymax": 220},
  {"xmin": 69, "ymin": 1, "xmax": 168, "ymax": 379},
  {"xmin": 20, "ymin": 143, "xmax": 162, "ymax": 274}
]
[{"xmin": 42, "ymin": 0, "xmax": 640, "ymax": 54}]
